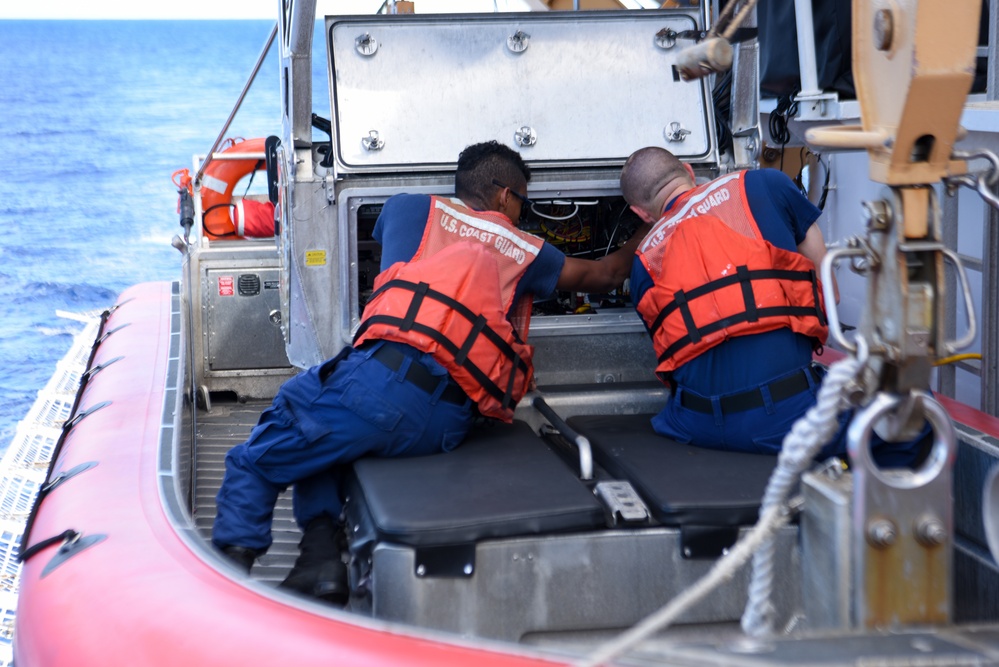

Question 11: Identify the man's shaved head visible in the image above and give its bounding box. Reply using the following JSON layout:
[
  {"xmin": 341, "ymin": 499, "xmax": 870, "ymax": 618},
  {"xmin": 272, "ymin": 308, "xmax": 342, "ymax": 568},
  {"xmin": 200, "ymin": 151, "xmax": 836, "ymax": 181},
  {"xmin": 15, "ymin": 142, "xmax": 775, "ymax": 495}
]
[{"xmin": 620, "ymin": 147, "xmax": 693, "ymax": 218}]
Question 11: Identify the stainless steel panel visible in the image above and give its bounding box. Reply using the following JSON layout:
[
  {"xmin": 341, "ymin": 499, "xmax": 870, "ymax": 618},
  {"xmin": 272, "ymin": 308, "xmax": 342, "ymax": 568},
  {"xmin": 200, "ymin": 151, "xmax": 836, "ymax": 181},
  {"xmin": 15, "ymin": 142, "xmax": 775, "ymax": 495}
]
[
  {"xmin": 530, "ymin": 328, "xmax": 656, "ymax": 386},
  {"xmin": 205, "ymin": 267, "xmax": 290, "ymax": 371},
  {"xmin": 801, "ymin": 469, "xmax": 854, "ymax": 630},
  {"xmin": 365, "ymin": 526, "xmax": 800, "ymax": 641},
  {"xmin": 328, "ymin": 11, "xmax": 714, "ymax": 171}
]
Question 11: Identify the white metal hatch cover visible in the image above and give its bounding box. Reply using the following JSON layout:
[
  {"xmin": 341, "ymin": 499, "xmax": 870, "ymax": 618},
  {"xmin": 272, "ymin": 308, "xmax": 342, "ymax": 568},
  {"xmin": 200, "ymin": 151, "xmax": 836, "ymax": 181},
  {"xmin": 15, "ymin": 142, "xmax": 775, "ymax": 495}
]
[{"xmin": 327, "ymin": 10, "xmax": 714, "ymax": 171}]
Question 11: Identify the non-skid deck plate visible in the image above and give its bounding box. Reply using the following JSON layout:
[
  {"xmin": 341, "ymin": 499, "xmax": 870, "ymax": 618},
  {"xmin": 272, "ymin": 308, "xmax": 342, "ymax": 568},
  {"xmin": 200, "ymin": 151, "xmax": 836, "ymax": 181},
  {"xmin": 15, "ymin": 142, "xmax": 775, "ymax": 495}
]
[
  {"xmin": 567, "ymin": 413, "xmax": 777, "ymax": 526},
  {"xmin": 348, "ymin": 420, "xmax": 605, "ymax": 546}
]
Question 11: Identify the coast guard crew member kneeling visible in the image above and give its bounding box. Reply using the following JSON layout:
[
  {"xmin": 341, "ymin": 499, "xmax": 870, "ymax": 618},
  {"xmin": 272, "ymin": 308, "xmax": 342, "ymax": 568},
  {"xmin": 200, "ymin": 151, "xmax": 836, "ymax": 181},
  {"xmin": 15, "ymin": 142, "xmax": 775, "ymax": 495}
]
[
  {"xmin": 621, "ymin": 146, "xmax": 925, "ymax": 466},
  {"xmin": 212, "ymin": 140, "xmax": 648, "ymax": 603}
]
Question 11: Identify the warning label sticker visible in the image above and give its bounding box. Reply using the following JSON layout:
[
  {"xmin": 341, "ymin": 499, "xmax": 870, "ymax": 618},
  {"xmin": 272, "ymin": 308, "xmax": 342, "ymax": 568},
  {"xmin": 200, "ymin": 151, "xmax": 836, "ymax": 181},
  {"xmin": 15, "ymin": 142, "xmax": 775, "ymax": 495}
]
[
  {"xmin": 305, "ymin": 250, "xmax": 327, "ymax": 267},
  {"xmin": 218, "ymin": 276, "xmax": 234, "ymax": 297}
]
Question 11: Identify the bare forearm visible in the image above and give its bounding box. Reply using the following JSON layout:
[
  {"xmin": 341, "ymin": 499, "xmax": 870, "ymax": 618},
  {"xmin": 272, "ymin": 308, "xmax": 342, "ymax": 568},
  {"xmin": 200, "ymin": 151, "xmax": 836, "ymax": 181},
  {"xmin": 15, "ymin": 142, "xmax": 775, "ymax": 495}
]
[
  {"xmin": 556, "ymin": 226, "xmax": 650, "ymax": 293},
  {"xmin": 600, "ymin": 226, "xmax": 648, "ymax": 285}
]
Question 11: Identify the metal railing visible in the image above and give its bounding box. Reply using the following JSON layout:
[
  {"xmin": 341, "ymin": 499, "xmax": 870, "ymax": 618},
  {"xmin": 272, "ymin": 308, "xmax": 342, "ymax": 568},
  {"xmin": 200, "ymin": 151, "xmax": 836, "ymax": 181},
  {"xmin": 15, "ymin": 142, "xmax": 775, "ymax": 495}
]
[{"xmin": 194, "ymin": 23, "xmax": 277, "ymax": 187}]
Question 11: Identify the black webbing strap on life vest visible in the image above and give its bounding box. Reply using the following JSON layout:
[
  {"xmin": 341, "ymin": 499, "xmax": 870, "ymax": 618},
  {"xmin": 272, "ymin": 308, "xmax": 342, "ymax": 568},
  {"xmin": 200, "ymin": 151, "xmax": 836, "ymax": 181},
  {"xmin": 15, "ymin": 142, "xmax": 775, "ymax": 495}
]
[
  {"xmin": 400, "ymin": 281, "xmax": 429, "ymax": 332},
  {"xmin": 354, "ymin": 280, "xmax": 529, "ymax": 411},
  {"xmin": 649, "ymin": 265, "xmax": 826, "ymax": 365},
  {"xmin": 809, "ymin": 268, "xmax": 828, "ymax": 327}
]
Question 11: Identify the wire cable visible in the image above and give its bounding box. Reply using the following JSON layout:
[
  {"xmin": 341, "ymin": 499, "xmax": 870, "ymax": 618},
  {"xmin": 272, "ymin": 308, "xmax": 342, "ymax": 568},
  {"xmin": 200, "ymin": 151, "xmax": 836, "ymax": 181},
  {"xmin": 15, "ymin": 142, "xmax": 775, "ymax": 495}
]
[
  {"xmin": 933, "ymin": 352, "xmax": 982, "ymax": 366},
  {"xmin": 768, "ymin": 94, "xmax": 799, "ymax": 172},
  {"xmin": 815, "ymin": 152, "xmax": 831, "ymax": 211},
  {"xmin": 530, "ymin": 201, "xmax": 580, "ymax": 221}
]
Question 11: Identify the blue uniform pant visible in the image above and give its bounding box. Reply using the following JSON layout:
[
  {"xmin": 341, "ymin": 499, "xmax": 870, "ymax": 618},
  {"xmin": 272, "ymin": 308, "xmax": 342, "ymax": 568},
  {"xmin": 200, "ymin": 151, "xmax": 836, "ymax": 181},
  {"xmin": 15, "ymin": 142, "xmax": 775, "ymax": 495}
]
[
  {"xmin": 652, "ymin": 364, "xmax": 927, "ymax": 468},
  {"xmin": 212, "ymin": 341, "xmax": 474, "ymax": 553}
]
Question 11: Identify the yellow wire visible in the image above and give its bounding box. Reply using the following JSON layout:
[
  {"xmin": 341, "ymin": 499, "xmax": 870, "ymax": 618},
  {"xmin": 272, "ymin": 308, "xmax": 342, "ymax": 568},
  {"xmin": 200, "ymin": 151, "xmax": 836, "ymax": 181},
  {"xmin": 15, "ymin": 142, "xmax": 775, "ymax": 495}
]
[{"xmin": 933, "ymin": 353, "xmax": 982, "ymax": 366}]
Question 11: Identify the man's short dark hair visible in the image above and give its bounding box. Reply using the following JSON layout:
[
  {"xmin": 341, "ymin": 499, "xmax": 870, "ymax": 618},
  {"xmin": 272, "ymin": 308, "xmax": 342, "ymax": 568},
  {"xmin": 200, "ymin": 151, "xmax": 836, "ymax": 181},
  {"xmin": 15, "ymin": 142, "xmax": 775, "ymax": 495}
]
[{"xmin": 455, "ymin": 141, "xmax": 531, "ymax": 203}]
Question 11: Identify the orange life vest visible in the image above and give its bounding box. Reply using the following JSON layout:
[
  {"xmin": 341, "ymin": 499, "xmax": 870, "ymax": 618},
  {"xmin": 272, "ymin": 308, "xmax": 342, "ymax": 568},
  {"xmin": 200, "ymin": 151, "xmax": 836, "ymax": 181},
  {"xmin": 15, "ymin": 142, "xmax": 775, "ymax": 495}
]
[
  {"xmin": 635, "ymin": 172, "xmax": 828, "ymax": 381},
  {"xmin": 354, "ymin": 196, "xmax": 545, "ymax": 421}
]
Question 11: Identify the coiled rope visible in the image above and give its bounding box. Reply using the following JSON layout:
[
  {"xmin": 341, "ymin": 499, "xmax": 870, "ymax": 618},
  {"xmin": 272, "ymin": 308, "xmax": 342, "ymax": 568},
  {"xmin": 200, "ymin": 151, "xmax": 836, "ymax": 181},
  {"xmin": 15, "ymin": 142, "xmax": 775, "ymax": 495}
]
[
  {"xmin": 740, "ymin": 352, "xmax": 863, "ymax": 637},
  {"xmin": 578, "ymin": 353, "xmax": 864, "ymax": 666}
]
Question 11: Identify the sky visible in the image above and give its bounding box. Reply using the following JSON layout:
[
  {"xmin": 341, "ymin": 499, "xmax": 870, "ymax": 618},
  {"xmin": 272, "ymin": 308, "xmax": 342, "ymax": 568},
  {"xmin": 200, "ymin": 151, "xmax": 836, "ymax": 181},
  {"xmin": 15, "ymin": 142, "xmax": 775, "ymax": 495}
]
[{"xmin": 0, "ymin": 0, "xmax": 536, "ymax": 20}]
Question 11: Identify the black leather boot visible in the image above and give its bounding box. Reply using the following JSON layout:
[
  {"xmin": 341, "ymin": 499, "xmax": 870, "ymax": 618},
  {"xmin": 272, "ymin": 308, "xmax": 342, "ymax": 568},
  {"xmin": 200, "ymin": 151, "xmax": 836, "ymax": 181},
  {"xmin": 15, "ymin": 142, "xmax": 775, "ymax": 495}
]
[
  {"xmin": 280, "ymin": 514, "xmax": 349, "ymax": 605},
  {"xmin": 221, "ymin": 545, "xmax": 258, "ymax": 575}
]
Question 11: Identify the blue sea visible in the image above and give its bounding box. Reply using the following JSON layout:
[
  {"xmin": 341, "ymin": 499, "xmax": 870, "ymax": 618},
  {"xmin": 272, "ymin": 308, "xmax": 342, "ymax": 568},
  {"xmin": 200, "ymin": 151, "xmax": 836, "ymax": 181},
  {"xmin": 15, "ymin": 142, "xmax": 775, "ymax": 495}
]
[{"xmin": 0, "ymin": 20, "xmax": 329, "ymax": 452}]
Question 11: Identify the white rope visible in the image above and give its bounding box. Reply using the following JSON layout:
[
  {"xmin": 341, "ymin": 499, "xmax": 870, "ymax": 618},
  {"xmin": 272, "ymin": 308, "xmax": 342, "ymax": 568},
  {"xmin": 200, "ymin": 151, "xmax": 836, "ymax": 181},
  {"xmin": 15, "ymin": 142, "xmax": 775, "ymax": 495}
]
[
  {"xmin": 576, "ymin": 355, "xmax": 864, "ymax": 666},
  {"xmin": 740, "ymin": 354, "xmax": 863, "ymax": 637},
  {"xmin": 576, "ymin": 502, "xmax": 795, "ymax": 667}
]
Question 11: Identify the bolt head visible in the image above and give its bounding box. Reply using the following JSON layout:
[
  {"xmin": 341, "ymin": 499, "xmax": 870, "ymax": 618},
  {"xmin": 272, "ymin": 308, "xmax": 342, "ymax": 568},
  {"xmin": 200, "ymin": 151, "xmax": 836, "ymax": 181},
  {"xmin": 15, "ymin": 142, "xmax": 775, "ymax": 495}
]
[
  {"xmin": 866, "ymin": 518, "xmax": 897, "ymax": 548},
  {"xmin": 916, "ymin": 516, "xmax": 947, "ymax": 547}
]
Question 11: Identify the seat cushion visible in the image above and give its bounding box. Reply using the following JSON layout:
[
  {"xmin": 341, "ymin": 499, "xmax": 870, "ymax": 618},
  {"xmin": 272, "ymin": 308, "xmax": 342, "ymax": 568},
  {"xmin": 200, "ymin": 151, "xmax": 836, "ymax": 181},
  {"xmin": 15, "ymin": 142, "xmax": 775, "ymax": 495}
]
[
  {"xmin": 568, "ymin": 414, "xmax": 777, "ymax": 526},
  {"xmin": 348, "ymin": 420, "xmax": 605, "ymax": 546}
]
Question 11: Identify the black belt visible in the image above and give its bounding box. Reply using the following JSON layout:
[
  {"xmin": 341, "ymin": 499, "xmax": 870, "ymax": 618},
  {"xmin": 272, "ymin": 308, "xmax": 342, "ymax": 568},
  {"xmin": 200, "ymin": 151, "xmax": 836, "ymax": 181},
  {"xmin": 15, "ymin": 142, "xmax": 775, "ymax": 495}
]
[
  {"xmin": 679, "ymin": 366, "xmax": 821, "ymax": 415},
  {"xmin": 370, "ymin": 344, "xmax": 468, "ymax": 406}
]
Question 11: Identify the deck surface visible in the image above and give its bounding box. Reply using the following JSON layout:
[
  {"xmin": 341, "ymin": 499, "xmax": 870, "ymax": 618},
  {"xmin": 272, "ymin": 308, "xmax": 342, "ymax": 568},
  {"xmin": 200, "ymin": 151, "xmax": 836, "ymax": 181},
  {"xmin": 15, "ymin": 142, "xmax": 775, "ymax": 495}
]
[{"xmin": 192, "ymin": 397, "xmax": 302, "ymax": 585}]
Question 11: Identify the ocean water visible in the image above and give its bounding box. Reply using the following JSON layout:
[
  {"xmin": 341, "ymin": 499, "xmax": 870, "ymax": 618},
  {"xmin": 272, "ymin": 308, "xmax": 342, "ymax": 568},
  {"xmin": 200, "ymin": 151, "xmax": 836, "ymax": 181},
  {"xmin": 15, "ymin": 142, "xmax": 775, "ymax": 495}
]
[{"xmin": 0, "ymin": 20, "xmax": 329, "ymax": 451}]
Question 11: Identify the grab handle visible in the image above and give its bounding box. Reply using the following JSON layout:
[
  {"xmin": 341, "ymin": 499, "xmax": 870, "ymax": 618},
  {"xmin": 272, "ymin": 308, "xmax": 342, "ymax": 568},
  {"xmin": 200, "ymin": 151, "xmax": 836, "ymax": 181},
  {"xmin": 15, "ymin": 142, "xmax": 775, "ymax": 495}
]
[
  {"xmin": 530, "ymin": 394, "xmax": 593, "ymax": 481},
  {"xmin": 806, "ymin": 124, "xmax": 890, "ymax": 150}
]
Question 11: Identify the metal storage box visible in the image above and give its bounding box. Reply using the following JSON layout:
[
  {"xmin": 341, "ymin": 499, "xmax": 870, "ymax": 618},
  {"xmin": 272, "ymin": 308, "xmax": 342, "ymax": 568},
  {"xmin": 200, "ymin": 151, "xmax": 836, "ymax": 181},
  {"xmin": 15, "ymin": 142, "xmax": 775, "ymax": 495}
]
[{"xmin": 204, "ymin": 266, "xmax": 290, "ymax": 372}]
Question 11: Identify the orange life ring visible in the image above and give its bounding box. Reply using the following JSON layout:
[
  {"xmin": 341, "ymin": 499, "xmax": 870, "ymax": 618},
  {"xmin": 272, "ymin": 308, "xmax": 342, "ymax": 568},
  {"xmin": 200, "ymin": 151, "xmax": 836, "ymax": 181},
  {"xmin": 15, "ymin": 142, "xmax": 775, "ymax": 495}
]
[{"xmin": 200, "ymin": 138, "xmax": 272, "ymax": 240}]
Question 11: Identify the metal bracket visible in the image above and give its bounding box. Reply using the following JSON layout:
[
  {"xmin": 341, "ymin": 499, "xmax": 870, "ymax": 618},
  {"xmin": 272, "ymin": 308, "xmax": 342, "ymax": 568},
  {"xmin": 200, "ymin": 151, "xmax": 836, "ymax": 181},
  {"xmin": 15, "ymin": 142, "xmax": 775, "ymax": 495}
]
[
  {"xmin": 847, "ymin": 391, "xmax": 955, "ymax": 627},
  {"xmin": 793, "ymin": 91, "xmax": 839, "ymax": 121},
  {"xmin": 41, "ymin": 531, "xmax": 107, "ymax": 578},
  {"xmin": 362, "ymin": 130, "xmax": 385, "ymax": 151},
  {"xmin": 822, "ymin": 186, "xmax": 975, "ymax": 397},
  {"xmin": 414, "ymin": 544, "xmax": 475, "ymax": 578},
  {"xmin": 593, "ymin": 481, "xmax": 650, "ymax": 525},
  {"xmin": 323, "ymin": 173, "xmax": 336, "ymax": 204},
  {"xmin": 654, "ymin": 28, "xmax": 677, "ymax": 49},
  {"xmin": 680, "ymin": 525, "xmax": 739, "ymax": 560},
  {"xmin": 81, "ymin": 356, "xmax": 123, "ymax": 382},
  {"xmin": 515, "ymin": 126, "xmax": 537, "ymax": 147},
  {"xmin": 896, "ymin": 240, "xmax": 978, "ymax": 355},
  {"xmin": 664, "ymin": 121, "xmax": 691, "ymax": 143},
  {"xmin": 105, "ymin": 298, "xmax": 133, "ymax": 316},
  {"xmin": 41, "ymin": 462, "xmax": 98, "ymax": 495},
  {"xmin": 62, "ymin": 401, "xmax": 111, "ymax": 433},
  {"xmin": 94, "ymin": 323, "xmax": 131, "ymax": 346}
]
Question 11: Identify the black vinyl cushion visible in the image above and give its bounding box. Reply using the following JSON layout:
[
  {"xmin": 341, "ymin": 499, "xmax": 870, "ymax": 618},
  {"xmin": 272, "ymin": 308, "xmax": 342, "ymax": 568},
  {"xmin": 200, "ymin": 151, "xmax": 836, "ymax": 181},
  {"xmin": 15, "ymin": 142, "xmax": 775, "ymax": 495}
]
[
  {"xmin": 349, "ymin": 420, "xmax": 605, "ymax": 546},
  {"xmin": 567, "ymin": 414, "xmax": 776, "ymax": 527}
]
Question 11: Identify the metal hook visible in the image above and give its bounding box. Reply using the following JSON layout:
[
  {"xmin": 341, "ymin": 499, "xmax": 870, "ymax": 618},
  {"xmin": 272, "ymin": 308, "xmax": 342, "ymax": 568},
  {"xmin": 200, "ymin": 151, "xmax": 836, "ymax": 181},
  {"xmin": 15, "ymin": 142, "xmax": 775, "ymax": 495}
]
[
  {"xmin": 821, "ymin": 244, "xmax": 869, "ymax": 353},
  {"xmin": 976, "ymin": 172, "xmax": 999, "ymax": 211},
  {"xmin": 952, "ymin": 148, "xmax": 999, "ymax": 187}
]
